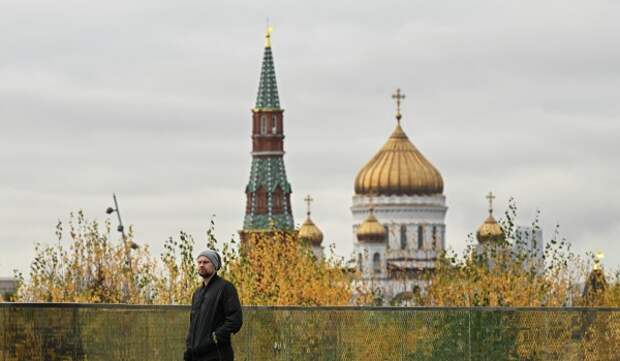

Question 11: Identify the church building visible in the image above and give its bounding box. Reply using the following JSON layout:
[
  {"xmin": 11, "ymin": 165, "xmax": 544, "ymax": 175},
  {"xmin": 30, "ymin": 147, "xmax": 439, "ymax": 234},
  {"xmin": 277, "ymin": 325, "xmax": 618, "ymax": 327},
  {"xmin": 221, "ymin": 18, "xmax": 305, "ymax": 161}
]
[{"xmin": 351, "ymin": 89, "xmax": 447, "ymax": 303}]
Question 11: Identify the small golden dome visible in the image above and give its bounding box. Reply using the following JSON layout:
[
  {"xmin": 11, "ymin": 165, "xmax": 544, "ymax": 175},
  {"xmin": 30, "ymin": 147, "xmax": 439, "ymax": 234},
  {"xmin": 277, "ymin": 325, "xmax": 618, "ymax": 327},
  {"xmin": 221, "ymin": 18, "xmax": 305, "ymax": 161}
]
[
  {"xmin": 476, "ymin": 192, "xmax": 505, "ymax": 244},
  {"xmin": 476, "ymin": 215, "xmax": 506, "ymax": 243},
  {"xmin": 298, "ymin": 217, "xmax": 323, "ymax": 246},
  {"xmin": 356, "ymin": 209, "xmax": 387, "ymax": 243},
  {"xmin": 298, "ymin": 194, "xmax": 323, "ymax": 246},
  {"xmin": 354, "ymin": 123, "xmax": 444, "ymax": 196}
]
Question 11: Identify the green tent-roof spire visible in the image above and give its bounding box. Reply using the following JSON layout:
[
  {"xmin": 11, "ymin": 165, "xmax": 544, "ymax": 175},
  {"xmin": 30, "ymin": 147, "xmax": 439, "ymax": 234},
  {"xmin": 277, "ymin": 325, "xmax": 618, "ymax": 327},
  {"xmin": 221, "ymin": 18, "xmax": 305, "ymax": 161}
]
[{"xmin": 255, "ymin": 27, "xmax": 281, "ymax": 110}]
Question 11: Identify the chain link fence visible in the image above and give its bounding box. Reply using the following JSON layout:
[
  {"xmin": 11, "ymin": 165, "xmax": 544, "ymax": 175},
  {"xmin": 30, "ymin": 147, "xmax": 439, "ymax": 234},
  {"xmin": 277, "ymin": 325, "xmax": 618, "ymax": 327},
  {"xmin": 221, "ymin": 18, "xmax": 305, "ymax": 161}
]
[{"xmin": 1, "ymin": 304, "xmax": 619, "ymax": 360}]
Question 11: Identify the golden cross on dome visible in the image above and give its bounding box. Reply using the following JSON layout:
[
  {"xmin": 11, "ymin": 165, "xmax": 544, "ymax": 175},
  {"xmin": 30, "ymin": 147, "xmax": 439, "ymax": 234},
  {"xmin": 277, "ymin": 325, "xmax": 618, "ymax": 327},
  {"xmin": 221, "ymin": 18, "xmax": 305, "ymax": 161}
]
[
  {"xmin": 304, "ymin": 194, "xmax": 314, "ymax": 217},
  {"xmin": 391, "ymin": 88, "xmax": 406, "ymax": 124},
  {"xmin": 485, "ymin": 191, "xmax": 496, "ymax": 216}
]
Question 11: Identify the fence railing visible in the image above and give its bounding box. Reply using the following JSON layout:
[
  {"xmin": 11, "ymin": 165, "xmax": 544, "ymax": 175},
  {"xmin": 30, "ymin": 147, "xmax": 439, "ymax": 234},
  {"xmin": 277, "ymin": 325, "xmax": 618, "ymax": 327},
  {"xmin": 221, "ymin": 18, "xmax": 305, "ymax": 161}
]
[{"xmin": 1, "ymin": 304, "xmax": 619, "ymax": 360}]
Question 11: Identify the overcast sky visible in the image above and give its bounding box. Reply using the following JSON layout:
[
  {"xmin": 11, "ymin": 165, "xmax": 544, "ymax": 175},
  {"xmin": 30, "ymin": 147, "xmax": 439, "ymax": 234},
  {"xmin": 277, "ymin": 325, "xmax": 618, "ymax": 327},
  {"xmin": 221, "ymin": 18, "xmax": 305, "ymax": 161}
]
[{"xmin": 2, "ymin": 0, "xmax": 619, "ymax": 276}]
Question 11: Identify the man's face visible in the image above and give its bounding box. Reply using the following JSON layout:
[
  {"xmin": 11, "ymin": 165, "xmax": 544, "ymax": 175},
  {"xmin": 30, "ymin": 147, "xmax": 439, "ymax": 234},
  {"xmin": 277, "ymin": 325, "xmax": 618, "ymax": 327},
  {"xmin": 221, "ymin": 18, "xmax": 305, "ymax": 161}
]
[{"xmin": 197, "ymin": 256, "xmax": 215, "ymax": 279}]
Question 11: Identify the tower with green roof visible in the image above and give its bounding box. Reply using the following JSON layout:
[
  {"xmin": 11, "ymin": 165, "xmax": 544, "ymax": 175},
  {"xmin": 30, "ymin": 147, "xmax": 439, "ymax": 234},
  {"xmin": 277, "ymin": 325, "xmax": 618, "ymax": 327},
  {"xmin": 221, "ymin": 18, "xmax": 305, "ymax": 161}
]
[{"xmin": 241, "ymin": 27, "xmax": 295, "ymax": 239}]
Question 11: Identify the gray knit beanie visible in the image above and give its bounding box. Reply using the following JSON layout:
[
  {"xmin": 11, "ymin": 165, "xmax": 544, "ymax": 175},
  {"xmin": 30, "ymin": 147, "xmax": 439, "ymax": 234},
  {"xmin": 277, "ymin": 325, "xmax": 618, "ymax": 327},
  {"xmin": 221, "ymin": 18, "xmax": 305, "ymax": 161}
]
[{"xmin": 196, "ymin": 249, "xmax": 221, "ymax": 271}]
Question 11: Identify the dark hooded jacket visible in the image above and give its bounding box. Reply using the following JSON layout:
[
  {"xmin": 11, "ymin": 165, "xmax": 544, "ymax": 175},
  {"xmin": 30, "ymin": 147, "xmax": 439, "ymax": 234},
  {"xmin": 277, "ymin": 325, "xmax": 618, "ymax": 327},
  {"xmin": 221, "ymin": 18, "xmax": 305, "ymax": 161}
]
[{"xmin": 184, "ymin": 275, "xmax": 242, "ymax": 361}]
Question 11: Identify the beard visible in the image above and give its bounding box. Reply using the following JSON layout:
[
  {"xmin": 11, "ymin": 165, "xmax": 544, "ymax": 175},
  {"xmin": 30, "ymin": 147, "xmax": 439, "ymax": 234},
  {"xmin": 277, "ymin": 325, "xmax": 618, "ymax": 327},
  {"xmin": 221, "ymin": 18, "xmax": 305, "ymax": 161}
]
[{"xmin": 198, "ymin": 268, "xmax": 214, "ymax": 279}]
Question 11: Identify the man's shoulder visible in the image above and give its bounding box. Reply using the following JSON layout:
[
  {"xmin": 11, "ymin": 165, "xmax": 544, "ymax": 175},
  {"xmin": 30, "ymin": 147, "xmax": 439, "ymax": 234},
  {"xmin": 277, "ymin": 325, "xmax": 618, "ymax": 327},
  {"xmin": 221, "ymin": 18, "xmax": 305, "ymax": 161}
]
[
  {"xmin": 216, "ymin": 276, "xmax": 239, "ymax": 293},
  {"xmin": 217, "ymin": 276, "xmax": 235, "ymax": 288},
  {"xmin": 190, "ymin": 285, "xmax": 203, "ymax": 296}
]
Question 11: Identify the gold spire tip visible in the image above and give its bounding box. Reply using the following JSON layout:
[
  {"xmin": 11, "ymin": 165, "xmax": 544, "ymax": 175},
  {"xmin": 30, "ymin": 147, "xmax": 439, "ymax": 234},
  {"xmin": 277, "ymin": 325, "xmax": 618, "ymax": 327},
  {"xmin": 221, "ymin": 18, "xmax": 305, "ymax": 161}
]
[{"xmin": 265, "ymin": 24, "xmax": 274, "ymax": 48}]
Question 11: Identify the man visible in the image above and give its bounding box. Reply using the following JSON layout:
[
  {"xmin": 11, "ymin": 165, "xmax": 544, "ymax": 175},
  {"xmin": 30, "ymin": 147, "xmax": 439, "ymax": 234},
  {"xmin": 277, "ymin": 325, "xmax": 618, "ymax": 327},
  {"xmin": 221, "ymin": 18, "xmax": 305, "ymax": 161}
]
[{"xmin": 184, "ymin": 250, "xmax": 243, "ymax": 361}]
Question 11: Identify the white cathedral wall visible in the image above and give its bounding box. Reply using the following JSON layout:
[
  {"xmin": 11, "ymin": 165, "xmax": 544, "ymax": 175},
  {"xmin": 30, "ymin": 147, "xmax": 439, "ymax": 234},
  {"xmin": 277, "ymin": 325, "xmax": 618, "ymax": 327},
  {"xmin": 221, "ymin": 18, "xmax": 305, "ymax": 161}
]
[
  {"xmin": 352, "ymin": 240, "xmax": 387, "ymax": 278},
  {"xmin": 351, "ymin": 194, "xmax": 448, "ymax": 260},
  {"xmin": 351, "ymin": 193, "xmax": 448, "ymax": 304},
  {"xmin": 351, "ymin": 194, "xmax": 446, "ymax": 225}
]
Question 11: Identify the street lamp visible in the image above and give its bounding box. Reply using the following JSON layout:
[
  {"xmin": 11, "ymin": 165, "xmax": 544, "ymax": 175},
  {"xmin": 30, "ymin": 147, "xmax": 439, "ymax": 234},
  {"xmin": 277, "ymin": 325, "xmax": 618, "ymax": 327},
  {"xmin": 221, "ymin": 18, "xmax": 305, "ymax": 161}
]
[
  {"xmin": 106, "ymin": 193, "xmax": 138, "ymax": 250},
  {"xmin": 106, "ymin": 193, "xmax": 138, "ymax": 303}
]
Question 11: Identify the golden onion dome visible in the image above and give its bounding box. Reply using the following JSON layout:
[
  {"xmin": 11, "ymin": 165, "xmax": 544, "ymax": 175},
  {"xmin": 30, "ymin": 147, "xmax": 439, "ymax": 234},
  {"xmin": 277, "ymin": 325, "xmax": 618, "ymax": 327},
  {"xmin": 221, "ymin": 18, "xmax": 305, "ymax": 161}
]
[
  {"xmin": 298, "ymin": 217, "xmax": 324, "ymax": 246},
  {"xmin": 298, "ymin": 195, "xmax": 323, "ymax": 246},
  {"xmin": 356, "ymin": 209, "xmax": 387, "ymax": 243},
  {"xmin": 476, "ymin": 215, "xmax": 506, "ymax": 243},
  {"xmin": 354, "ymin": 121, "xmax": 444, "ymax": 196}
]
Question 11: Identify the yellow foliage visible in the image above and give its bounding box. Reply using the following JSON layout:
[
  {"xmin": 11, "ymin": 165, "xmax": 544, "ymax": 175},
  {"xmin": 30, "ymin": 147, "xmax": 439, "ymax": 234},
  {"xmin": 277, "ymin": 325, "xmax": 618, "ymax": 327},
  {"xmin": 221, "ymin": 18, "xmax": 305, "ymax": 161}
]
[
  {"xmin": 422, "ymin": 246, "xmax": 571, "ymax": 307},
  {"xmin": 420, "ymin": 200, "xmax": 620, "ymax": 308},
  {"xmin": 15, "ymin": 211, "xmax": 353, "ymax": 306},
  {"xmin": 17, "ymin": 211, "xmax": 158, "ymax": 304},
  {"xmin": 224, "ymin": 230, "xmax": 351, "ymax": 306},
  {"xmin": 14, "ymin": 207, "xmax": 620, "ymax": 309}
]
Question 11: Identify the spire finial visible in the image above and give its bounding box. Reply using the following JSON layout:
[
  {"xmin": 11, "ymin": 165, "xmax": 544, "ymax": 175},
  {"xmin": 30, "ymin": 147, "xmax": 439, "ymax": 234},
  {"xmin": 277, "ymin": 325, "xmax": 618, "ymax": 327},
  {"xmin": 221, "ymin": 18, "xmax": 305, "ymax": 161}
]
[
  {"xmin": 265, "ymin": 21, "xmax": 274, "ymax": 48},
  {"xmin": 391, "ymin": 88, "xmax": 406, "ymax": 124},
  {"xmin": 485, "ymin": 191, "xmax": 496, "ymax": 216},
  {"xmin": 304, "ymin": 194, "xmax": 314, "ymax": 217}
]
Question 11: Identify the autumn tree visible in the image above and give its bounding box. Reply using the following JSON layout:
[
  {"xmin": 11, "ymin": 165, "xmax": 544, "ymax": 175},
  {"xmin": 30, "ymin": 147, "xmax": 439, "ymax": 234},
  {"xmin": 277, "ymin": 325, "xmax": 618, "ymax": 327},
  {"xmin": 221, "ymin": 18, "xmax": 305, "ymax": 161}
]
[
  {"xmin": 225, "ymin": 229, "xmax": 351, "ymax": 305},
  {"xmin": 15, "ymin": 211, "xmax": 158, "ymax": 303}
]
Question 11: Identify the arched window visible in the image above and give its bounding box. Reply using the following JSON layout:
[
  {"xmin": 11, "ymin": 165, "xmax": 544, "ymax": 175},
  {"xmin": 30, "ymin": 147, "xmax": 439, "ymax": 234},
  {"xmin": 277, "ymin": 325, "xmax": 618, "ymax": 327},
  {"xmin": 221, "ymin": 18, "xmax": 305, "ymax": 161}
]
[
  {"xmin": 272, "ymin": 186, "xmax": 283, "ymax": 213},
  {"xmin": 417, "ymin": 225, "xmax": 424, "ymax": 249},
  {"xmin": 400, "ymin": 225, "xmax": 407, "ymax": 250},
  {"xmin": 260, "ymin": 115, "xmax": 268, "ymax": 135},
  {"xmin": 272, "ymin": 115, "xmax": 278, "ymax": 134},
  {"xmin": 373, "ymin": 253, "xmax": 381, "ymax": 273},
  {"xmin": 256, "ymin": 187, "xmax": 267, "ymax": 214},
  {"xmin": 432, "ymin": 225, "xmax": 437, "ymax": 250},
  {"xmin": 358, "ymin": 253, "xmax": 363, "ymax": 272}
]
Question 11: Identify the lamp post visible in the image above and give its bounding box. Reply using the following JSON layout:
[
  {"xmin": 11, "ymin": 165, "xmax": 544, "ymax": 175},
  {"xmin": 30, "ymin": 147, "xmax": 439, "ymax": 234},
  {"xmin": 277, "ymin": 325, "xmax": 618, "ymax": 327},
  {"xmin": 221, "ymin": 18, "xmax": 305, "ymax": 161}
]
[
  {"xmin": 106, "ymin": 193, "xmax": 138, "ymax": 251},
  {"xmin": 106, "ymin": 193, "xmax": 138, "ymax": 303}
]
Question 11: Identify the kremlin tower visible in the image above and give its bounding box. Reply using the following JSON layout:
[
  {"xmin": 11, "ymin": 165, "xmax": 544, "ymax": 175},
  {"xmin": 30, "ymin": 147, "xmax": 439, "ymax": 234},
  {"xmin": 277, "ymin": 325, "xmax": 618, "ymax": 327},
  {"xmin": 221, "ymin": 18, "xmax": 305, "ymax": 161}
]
[{"xmin": 240, "ymin": 28, "xmax": 295, "ymax": 241}]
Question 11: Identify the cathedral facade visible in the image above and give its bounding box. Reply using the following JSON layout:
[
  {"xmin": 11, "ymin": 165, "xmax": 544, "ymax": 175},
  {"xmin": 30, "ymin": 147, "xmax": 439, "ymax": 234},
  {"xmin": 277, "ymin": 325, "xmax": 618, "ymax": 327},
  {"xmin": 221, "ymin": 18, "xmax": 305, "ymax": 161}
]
[{"xmin": 351, "ymin": 90, "xmax": 447, "ymax": 303}]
